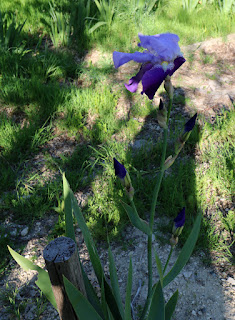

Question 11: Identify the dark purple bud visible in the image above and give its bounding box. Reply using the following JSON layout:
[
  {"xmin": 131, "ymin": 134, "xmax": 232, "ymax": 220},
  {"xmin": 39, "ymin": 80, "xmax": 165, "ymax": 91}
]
[
  {"xmin": 184, "ymin": 113, "xmax": 197, "ymax": 132},
  {"xmin": 114, "ymin": 158, "xmax": 127, "ymax": 179},
  {"xmin": 174, "ymin": 207, "xmax": 185, "ymax": 228},
  {"xmin": 159, "ymin": 99, "xmax": 164, "ymax": 110}
]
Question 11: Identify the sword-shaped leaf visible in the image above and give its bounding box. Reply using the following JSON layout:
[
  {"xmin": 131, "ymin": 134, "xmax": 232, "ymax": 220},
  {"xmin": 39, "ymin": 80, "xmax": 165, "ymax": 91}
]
[
  {"xmin": 155, "ymin": 251, "xmax": 163, "ymax": 287},
  {"xmin": 124, "ymin": 258, "xmax": 132, "ymax": 320},
  {"xmin": 63, "ymin": 173, "xmax": 75, "ymax": 241},
  {"xmin": 165, "ymin": 290, "xmax": 178, "ymax": 320},
  {"xmin": 122, "ymin": 201, "xmax": 151, "ymax": 236},
  {"xmin": 108, "ymin": 247, "xmax": 125, "ymax": 318},
  {"xmin": 63, "ymin": 276, "xmax": 103, "ymax": 320},
  {"xmin": 147, "ymin": 281, "xmax": 165, "ymax": 320},
  {"xmin": 8, "ymin": 246, "xmax": 57, "ymax": 310}
]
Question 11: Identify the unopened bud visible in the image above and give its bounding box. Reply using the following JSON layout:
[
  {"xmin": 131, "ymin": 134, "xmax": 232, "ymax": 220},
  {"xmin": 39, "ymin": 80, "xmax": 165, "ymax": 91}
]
[
  {"xmin": 157, "ymin": 99, "xmax": 167, "ymax": 129},
  {"xmin": 164, "ymin": 75, "xmax": 174, "ymax": 99},
  {"xmin": 126, "ymin": 185, "xmax": 135, "ymax": 201},
  {"xmin": 164, "ymin": 155, "xmax": 176, "ymax": 170},
  {"xmin": 170, "ymin": 235, "xmax": 178, "ymax": 247}
]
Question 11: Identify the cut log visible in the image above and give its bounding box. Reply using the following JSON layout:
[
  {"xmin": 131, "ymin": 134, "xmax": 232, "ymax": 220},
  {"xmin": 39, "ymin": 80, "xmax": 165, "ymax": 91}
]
[{"xmin": 43, "ymin": 236, "xmax": 86, "ymax": 320}]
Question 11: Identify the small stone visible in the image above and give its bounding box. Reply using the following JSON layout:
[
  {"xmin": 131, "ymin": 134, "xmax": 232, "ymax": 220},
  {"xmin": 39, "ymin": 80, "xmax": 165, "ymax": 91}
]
[
  {"xmin": 192, "ymin": 310, "xmax": 197, "ymax": 316},
  {"xmin": 227, "ymin": 277, "xmax": 235, "ymax": 286},
  {"xmin": 183, "ymin": 271, "xmax": 192, "ymax": 279},
  {"xmin": 198, "ymin": 311, "xmax": 203, "ymax": 316},
  {"xmin": 21, "ymin": 227, "xmax": 29, "ymax": 236},
  {"xmin": 10, "ymin": 229, "xmax": 17, "ymax": 236}
]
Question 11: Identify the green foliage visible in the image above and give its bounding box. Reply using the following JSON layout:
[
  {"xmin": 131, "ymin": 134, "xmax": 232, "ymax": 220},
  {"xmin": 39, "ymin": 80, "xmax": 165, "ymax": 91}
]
[
  {"xmin": 8, "ymin": 246, "xmax": 57, "ymax": 309},
  {"xmin": 49, "ymin": 2, "xmax": 71, "ymax": 47},
  {"xmin": 63, "ymin": 277, "xmax": 103, "ymax": 320},
  {"xmin": 165, "ymin": 290, "xmax": 179, "ymax": 320},
  {"xmin": 218, "ymin": 0, "xmax": 235, "ymax": 13},
  {"xmin": 122, "ymin": 201, "xmax": 151, "ymax": 236},
  {"xmin": 89, "ymin": 0, "xmax": 115, "ymax": 33},
  {"xmin": 182, "ymin": 0, "xmax": 199, "ymax": 11},
  {"xmin": 148, "ymin": 282, "xmax": 165, "ymax": 320},
  {"xmin": 163, "ymin": 214, "xmax": 202, "ymax": 287},
  {"xmin": 0, "ymin": 10, "xmax": 25, "ymax": 49}
]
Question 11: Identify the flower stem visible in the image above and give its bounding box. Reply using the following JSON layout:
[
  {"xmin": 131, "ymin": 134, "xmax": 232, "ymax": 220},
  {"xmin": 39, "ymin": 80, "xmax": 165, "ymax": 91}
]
[
  {"xmin": 163, "ymin": 247, "xmax": 173, "ymax": 274},
  {"xmin": 141, "ymin": 98, "xmax": 173, "ymax": 320}
]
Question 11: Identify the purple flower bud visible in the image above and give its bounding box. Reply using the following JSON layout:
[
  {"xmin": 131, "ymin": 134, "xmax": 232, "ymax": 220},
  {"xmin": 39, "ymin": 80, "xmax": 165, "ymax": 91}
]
[
  {"xmin": 184, "ymin": 114, "xmax": 197, "ymax": 132},
  {"xmin": 159, "ymin": 99, "xmax": 164, "ymax": 110},
  {"xmin": 174, "ymin": 207, "xmax": 185, "ymax": 228},
  {"xmin": 113, "ymin": 158, "xmax": 127, "ymax": 179}
]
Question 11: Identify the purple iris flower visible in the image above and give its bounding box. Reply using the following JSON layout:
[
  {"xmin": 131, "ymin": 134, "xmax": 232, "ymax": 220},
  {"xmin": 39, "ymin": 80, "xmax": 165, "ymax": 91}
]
[
  {"xmin": 113, "ymin": 158, "xmax": 127, "ymax": 179},
  {"xmin": 184, "ymin": 113, "xmax": 197, "ymax": 132},
  {"xmin": 113, "ymin": 33, "xmax": 186, "ymax": 100},
  {"xmin": 174, "ymin": 207, "xmax": 185, "ymax": 228}
]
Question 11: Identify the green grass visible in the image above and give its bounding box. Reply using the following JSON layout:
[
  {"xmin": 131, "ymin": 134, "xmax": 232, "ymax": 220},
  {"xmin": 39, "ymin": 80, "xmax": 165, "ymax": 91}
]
[{"xmin": 0, "ymin": 0, "xmax": 234, "ymax": 277}]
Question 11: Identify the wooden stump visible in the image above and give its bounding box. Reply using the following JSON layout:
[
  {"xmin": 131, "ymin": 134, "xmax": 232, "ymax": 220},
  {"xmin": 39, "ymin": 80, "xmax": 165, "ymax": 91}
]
[{"xmin": 43, "ymin": 236, "xmax": 86, "ymax": 320}]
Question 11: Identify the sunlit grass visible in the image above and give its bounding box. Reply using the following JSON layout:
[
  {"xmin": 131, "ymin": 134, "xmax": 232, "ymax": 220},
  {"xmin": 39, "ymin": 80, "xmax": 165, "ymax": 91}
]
[{"xmin": 0, "ymin": 0, "xmax": 234, "ymax": 275}]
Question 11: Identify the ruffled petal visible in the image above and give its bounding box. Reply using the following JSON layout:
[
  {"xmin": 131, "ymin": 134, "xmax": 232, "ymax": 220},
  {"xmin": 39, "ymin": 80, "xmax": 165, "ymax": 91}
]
[
  {"xmin": 113, "ymin": 51, "xmax": 154, "ymax": 68},
  {"xmin": 138, "ymin": 33, "xmax": 182, "ymax": 62}
]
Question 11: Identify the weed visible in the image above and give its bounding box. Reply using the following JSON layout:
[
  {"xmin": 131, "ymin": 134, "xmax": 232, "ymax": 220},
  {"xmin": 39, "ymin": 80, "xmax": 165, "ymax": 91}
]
[
  {"xmin": 49, "ymin": 2, "xmax": 71, "ymax": 47},
  {"xmin": 200, "ymin": 50, "xmax": 214, "ymax": 64},
  {"xmin": 0, "ymin": 10, "xmax": 25, "ymax": 49},
  {"xmin": 88, "ymin": 0, "xmax": 115, "ymax": 33}
]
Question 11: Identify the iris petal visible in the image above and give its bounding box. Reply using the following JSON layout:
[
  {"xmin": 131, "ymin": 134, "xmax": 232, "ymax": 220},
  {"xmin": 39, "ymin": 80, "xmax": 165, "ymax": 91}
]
[
  {"xmin": 113, "ymin": 51, "xmax": 154, "ymax": 68},
  {"xmin": 138, "ymin": 33, "xmax": 181, "ymax": 62},
  {"xmin": 141, "ymin": 67, "xmax": 166, "ymax": 100}
]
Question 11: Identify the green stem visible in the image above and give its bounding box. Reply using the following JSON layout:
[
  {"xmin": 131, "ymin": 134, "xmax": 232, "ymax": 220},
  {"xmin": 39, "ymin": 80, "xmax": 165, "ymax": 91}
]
[
  {"xmin": 163, "ymin": 247, "xmax": 173, "ymax": 274},
  {"xmin": 140, "ymin": 98, "xmax": 173, "ymax": 320}
]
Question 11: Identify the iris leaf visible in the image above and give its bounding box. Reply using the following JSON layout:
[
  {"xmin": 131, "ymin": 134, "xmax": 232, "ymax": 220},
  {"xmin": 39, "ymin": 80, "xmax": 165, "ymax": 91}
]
[
  {"xmin": 147, "ymin": 281, "xmax": 165, "ymax": 320},
  {"xmin": 108, "ymin": 247, "xmax": 125, "ymax": 318},
  {"xmin": 165, "ymin": 290, "xmax": 179, "ymax": 320},
  {"xmin": 122, "ymin": 201, "xmax": 151, "ymax": 236},
  {"xmin": 8, "ymin": 246, "xmax": 57, "ymax": 310},
  {"xmin": 63, "ymin": 276, "xmax": 103, "ymax": 320},
  {"xmin": 124, "ymin": 258, "xmax": 132, "ymax": 320}
]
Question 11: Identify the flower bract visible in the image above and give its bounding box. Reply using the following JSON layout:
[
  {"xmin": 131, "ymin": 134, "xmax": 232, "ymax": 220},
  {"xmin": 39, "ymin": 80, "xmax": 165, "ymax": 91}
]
[{"xmin": 113, "ymin": 33, "xmax": 186, "ymax": 99}]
